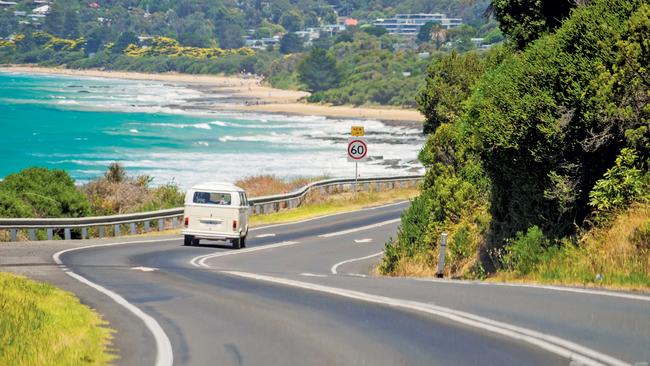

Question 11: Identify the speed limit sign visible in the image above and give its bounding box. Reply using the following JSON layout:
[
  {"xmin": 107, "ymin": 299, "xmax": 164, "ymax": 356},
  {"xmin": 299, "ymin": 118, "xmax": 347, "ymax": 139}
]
[{"xmin": 347, "ymin": 138, "xmax": 368, "ymax": 162}]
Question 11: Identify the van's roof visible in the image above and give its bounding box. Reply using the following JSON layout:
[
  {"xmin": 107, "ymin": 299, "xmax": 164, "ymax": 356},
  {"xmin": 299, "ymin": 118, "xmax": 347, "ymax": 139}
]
[{"xmin": 190, "ymin": 182, "xmax": 245, "ymax": 192}]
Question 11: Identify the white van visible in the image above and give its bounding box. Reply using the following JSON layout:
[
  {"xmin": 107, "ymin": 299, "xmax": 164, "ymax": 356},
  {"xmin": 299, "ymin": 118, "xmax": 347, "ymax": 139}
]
[{"xmin": 182, "ymin": 182, "xmax": 250, "ymax": 249}]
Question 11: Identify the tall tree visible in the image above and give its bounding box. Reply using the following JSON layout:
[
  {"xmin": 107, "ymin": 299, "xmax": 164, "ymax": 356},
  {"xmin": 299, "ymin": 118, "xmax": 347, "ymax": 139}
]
[
  {"xmin": 491, "ymin": 0, "xmax": 575, "ymax": 49},
  {"xmin": 279, "ymin": 32, "xmax": 303, "ymax": 54},
  {"xmin": 416, "ymin": 21, "xmax": 436, "ymax": 44},
  {"xmin": 62, "ymin": 8, "xmax": 80, "ymax": 38},
  {"xmin": 297, "ymin": 48, "xmax": 340, "ymax": 92}
]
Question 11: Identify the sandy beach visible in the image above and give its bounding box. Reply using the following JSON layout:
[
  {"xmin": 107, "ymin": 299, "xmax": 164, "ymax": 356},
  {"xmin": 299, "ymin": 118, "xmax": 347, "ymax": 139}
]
[{"xmin": 0, "ymin": 65, "xmax": 424, "ymax": 123}]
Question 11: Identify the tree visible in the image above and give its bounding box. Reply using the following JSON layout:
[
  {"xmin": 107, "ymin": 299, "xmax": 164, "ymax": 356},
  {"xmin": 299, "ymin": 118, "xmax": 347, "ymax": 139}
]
[
  {"xmin": 363, "ymin": 26, "xmax": 388, "ymax": 37},
  {"xmin": 0, "ymin": 10, "xmax": 18, "ymax": 38},
  {"xmin": 62, "ymin": 8, "xmax": 80, "ymax": 38},
  {"xmin": 297, "ymin": 48, "xmax": 339, "ymax": 92},
  {"xmin": 416, "ymin": 51, "xmax": 485, "ymax": 134},
  {"xmin": 112, "ymin": 31, "xmax": 138, "ymax": 53},
  {"xmin": 216, "ymin": 23, "xmax": 244, "ymax": 49},
  {"xmin": 280, "ymin": 10, "xmax": 304, "ymax": 32},
  {"xmin": 279, "ymin": 32, "xmax": 303, "ymax": 54},
  {"xmin": 84, "ymin": 27, "xmax": 108, "ymax": 55},
  {"xmin": 491, "ymin": 0, "xmax": 575, "ymax": 49},
  {"xmin": 416, "ymin": 21, "xmax": 436, "ymax": 44}
]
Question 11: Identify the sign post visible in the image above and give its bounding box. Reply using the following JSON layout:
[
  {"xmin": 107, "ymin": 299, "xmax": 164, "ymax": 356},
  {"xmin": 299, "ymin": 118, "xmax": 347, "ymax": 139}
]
[{"xmin": 348, "ymin": 126, "xmax": 367, "ymax": 197}]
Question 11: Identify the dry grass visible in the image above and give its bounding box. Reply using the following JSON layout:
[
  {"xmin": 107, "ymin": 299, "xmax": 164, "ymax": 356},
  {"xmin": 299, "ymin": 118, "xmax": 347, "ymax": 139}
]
[
  {"xmin": 235, "ymin": 175, "xmax": 328, "ymax": 197},
  {"xmin": 492, "ymin": 203, "xmax": 650, "ymax": 291},
  {"xmin": 250, "ymin": 187, "xmax": 420, "ymax": 226}
]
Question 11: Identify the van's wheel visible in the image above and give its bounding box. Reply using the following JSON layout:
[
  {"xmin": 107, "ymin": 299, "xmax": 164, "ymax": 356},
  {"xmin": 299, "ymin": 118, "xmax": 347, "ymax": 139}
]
[
  {"xmin": 192, "ymin": 238, "xmax": 200, "ymax": 246},
  {"xmin": 232, "ymin": 238, "xmax": 241, "ymax": 249},
  {"xmin": 184, "ymin": 235, "xmax": 194, "ymax": 246},
  {"xmin": 240, "ymin": 236, "xmax": 246, "ymax": 248}
]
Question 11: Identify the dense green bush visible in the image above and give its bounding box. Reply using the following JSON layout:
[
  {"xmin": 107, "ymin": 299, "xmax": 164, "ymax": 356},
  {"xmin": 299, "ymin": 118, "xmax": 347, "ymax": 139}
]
[
  {"xmin": 0, "ymin": 168, "xmax": 90, "ymax": 218},
  {"xmin": 382, "ymin": 0, "xmax": 650, "ymax": 277},
  {"xmin": 502, "ymin": 226, "xmax": 550, "ymax": 275}
]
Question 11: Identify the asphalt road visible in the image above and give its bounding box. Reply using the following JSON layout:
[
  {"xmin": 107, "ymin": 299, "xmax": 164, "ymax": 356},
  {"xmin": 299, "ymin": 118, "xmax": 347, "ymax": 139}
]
[{"xmin": 26, "ymin": 202, "xmax": 650, "ymax": 365}]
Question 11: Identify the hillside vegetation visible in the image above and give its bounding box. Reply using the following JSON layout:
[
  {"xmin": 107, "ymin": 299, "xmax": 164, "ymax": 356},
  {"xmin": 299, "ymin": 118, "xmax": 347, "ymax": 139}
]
[
  {"xmin": 0, "ymin": 0, "xmax": 497, "ymax": 107},
  {"xmin": 380, "ymin": 0, "xmax": 650, "ymax": 289}
]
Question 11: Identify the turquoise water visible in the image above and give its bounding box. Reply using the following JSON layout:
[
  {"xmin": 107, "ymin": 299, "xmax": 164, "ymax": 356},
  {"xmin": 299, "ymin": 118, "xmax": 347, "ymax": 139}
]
[{"xmin": 0, "ymin": 72, "xmax": 423, "ymax": 188}]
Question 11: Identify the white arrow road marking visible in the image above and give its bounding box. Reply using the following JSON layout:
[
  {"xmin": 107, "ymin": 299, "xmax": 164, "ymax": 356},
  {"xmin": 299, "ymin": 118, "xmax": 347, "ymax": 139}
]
[
  {"xmin": 131, "ymin": 266, "xmax": 158, "ymax": 272},
  {"xmin": 53, "ymin": 238, "xmax": 177, "ymax": 366},
  {"xmin": 255, "ymin": 233, "xmax": 276, "ymax": 238},
  {"xmin": 189, "ymin": 241, "xmax": 300, "ymax": 268},
  {"xmin": 221, "ymin": 271, "xmax": 629, "ymax": 366},
  {"xmin": 318, "ymin": 218, "xmax": 401, "ymax": 238},
  {"xmin": 331, "ymin": 251, "xmax": 384, "ymax": 275},
  {"xmin": 354, "ymin": 238, "xmax": 373, "ymax": 243},
  {"xmin": 300, "ymin": 273, "xmax": 328, "ymax": 278}
]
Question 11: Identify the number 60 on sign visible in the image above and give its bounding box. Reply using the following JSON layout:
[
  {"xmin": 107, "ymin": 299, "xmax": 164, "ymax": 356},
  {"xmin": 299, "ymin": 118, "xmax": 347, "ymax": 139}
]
[{"xmin": 348, "ymin": 138, "xmax": 368, "ymax": 162}]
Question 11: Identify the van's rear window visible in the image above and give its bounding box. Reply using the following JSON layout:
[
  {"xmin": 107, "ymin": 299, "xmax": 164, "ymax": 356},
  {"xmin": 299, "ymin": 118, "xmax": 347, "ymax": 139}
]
[{"xmin": 193, "ymin": 192, "xmax": 232, "ymax": 205}]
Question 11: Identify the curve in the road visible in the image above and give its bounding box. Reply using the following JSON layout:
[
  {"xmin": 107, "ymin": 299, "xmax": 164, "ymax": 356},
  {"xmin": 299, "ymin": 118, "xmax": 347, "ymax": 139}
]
[{"xmin": 53, "ymin": 239, "xmax": 176, "ymax": 366}]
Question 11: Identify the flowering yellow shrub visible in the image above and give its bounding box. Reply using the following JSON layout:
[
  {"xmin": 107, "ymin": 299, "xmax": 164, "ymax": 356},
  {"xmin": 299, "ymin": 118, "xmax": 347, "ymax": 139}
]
[
  {"xmin": 0, "ymin": 40, "xmax": 15, "ymax": 48},
  {"xmin": 123, "ymin": 36, "xmax": 254, "ymax": 59},
  {"xmin": 32, "ymin": 31, "xmax": 85, "ymax": 51}
]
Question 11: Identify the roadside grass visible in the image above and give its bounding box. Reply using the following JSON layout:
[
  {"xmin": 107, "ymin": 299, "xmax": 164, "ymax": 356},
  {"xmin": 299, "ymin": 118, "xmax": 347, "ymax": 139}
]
[
  {"xmin": 491, "ymin": 203, "xmax": 650, "ymax": 292},
  {"xmin": 235, "ymin": 175, "xmax": 328, "ymax": 197},
  {"xmin": 250, "ymin": 187, "xmax": 420, "ymax": 226},
  {"xmin": 0, "ymin": 272, "xmax": 114, "ymax": 366}
]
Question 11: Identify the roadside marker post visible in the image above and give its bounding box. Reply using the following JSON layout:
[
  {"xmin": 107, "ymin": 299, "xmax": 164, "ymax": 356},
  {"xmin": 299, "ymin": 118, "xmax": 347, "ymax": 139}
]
[
  {"xmin": 348, "ymin": 126, "xmax": 367, "ymax": 198},
  {"xmin": 436, "ymin": 233, "xmax": 448, "ymax": 278}
]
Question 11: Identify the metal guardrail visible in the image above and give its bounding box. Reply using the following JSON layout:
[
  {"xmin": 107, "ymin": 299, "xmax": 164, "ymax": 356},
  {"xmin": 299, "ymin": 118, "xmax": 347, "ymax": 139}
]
[{"xmin": 0, "ymin": 175, "xmax": 423, "ymax": 242}]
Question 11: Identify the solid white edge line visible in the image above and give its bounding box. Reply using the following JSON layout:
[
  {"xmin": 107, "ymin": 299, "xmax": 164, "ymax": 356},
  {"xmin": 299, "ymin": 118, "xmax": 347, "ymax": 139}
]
[
  {"xmin": 331, "ymin": 251, "xmax": 384, "ymax": 275},
  {"xmin": 220, "ymin": 271, "xmax": 629, "ymax": 366},
  {"xmin": 318, "ymin": 218, "xmax": 401, "ymax": 238},
  {"xmin": 53, "ymin": 238, "xmax": 177, "ymax": 366},
  {"xmin": 248, "ymin": 200, "xmax": 409, "ymax": 232},
  {"xmin": 189, "ymin": 241, "xmax": 300, "ymax": 268},
  {"xmin": 412, "ymin": 278, "xmax": 650, "ymax": 303}
]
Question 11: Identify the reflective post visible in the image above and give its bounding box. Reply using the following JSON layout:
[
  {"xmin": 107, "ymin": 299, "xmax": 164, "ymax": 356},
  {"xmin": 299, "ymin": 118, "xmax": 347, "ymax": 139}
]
[{"xmin": 436, "ymin": 233, "xmax": 448, "ymax": 278}]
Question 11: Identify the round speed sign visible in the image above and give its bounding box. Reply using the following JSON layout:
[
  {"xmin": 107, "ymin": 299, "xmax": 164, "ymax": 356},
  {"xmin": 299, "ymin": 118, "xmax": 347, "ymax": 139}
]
[{"xmin": 348, "ymin": 139, "xmax": 368, "ymax": 161}]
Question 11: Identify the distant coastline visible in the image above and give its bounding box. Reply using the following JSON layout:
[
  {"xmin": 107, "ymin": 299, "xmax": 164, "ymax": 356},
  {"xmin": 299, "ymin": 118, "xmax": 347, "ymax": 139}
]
[{"xmin": 0, "ymin": 65, "xmax": 424, "ymax": 124}]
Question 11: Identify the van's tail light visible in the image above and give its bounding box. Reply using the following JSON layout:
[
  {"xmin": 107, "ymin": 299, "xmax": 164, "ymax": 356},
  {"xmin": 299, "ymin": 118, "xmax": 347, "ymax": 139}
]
[
  {"xmin": 233, "ymin": 220, "xmax": 238, "ymax": 231},
  {"xmin": 184, "ymin": 217, "xmax": 189, "ymax": 227}
]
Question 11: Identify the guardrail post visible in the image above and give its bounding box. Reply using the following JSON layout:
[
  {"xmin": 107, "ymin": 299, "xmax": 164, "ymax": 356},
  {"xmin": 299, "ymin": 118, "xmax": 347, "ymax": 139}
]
[
  {"xmin": 81, "ymin": 227, "xmax": 88, "ymax": 240},
  {"xmin": 130, "ymin": 223, "xmax": 137, "ymax": 235},
  {"xmin": 47, "ymin": 228, "xmax": 53, "ymax": 241},
  {"xmin": 144, "ymin": 221, "xmax": 150, "ymax": 232},
  {"xmin": 436, "ymin": 233, "xmax": 448, "ymax": 278},
  {"xmin": 10, "ymin": 229, "xmax": 17, "ymax": 242},
  {"xmin": 98, "ymin": 226, "xmax": 105, "ymax": 238},
  {"xmin": 255, "ymin": 205, "xmax": 260, "ymax": 215},
  {"xmin": 114, "ymin": 224, "xmax": 121, "ymax": 237},
  {"xmin": 28, "ymin": 229, "xmax": 36, "ymax": 241},
  {"xmin": 171, "ymin": 217, "xmax": 178, "ymax": 229},
  {"xmin": 158, "ymin": 219, "xmax": 164, "ymax": 231},
  {"xmin": 64, "ymin": 228, "xmax": 71, "ymax": 241}
]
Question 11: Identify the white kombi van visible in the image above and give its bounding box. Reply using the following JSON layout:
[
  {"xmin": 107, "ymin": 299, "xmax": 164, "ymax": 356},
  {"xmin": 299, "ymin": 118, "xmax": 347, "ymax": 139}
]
[{"xmin": 182, "ymin": 182, "xmax": 250, "ymax": 249}]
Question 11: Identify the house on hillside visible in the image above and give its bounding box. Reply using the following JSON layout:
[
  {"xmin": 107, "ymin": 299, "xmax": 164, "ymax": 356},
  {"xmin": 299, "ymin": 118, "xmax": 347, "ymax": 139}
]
[{"xmin": 374, "ymin": 13, "xmax": 462, "ymax": 37}]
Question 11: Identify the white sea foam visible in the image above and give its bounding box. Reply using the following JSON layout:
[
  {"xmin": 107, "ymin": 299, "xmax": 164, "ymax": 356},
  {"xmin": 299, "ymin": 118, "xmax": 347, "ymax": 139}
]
[{"xmin": 129, "ymin": 129, "xmax": 139, "ymax": 133}]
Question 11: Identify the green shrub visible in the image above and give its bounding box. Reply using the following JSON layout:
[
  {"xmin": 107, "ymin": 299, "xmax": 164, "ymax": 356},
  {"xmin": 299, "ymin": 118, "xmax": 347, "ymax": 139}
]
[
  {"xmin": 503, "ymin": 226, "xmax": 550, "ymax": 275},
  {"xmin": 0, "ymin": 168, "xmax": 90, "ymax": 218},
  {"xmin": 589, "ymin": 148, "xmax": 649, "ymax": 212}
]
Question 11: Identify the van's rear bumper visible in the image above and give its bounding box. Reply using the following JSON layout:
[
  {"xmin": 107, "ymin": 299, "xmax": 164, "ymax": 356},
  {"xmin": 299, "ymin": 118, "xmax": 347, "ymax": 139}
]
[{"xmin": 182, "ymin": 229, "xmax": 241, "ymax": 240}]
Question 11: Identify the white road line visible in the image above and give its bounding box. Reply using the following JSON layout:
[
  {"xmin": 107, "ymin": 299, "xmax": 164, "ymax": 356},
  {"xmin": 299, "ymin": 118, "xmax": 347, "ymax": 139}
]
[
  {"xmin": 189, "ymin": 241, "xmax": 300, "ymax": 268},
  {"xmin": 131, "ymin": 266, "xmax": 159, "ymax": 272},
  {"xmin": 248, "ymin": 200, "xmax": 409, "ymax": 232},
  {"xmin": 255, "ymin": 233, "xmax": 276, "ymax": 238},
  {"xmin": 354, "ymin": 238, "xmax": 373, "ymax": 243},
  {"xmin": 413, "ymin": 278, "xmax": 650, "ymax": 303},
  {"xmin": 331, "ymin": 251, "xmax": 384, "ymax": 275},
  {"xmin": 53, "ymin": 238, "xmax": 177, "ymax": 366},
  {"xmin": 318, "ymin": 218, "xmax": 401, "ymax": 238},
  {"xmin": 300, "ymin": 273, "xmax": 328, "ymax": 278},
  {"xmin": 221, "ymin": 271, "xmax": 629, "ymax": 366},
  {"xmin": 347, "ymin": 273, "xmax": 367, "ymax": 278}
]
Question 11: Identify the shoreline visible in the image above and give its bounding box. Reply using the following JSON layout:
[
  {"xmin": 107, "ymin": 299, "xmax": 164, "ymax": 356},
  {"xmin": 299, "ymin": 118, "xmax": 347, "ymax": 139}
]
[{"xmin": 0, "ymin": 65, "xmax": 424, "ymax": 124}]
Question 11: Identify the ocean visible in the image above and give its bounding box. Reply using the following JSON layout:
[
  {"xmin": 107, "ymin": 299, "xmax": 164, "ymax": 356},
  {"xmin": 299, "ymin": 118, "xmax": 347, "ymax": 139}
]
[{"xmin": 0, "ymin": 71, "xmax": 424, "ymax": 189}]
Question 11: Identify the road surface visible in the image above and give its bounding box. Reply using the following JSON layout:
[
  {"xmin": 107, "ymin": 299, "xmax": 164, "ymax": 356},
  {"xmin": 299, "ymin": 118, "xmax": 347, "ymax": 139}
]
[{"xmin": 19, "ymin": 202, "xmax": 650, "ymax": 365}]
